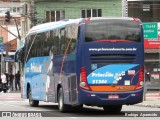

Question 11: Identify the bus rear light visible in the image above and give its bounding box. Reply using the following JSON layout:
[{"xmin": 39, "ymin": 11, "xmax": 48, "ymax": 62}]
[
  {"xmin": 80, "ymin": 67, "xmax": 91, "ymax": 90},
  {"xmin": 135, "ymin": 67, "xmax": 144, "ymax": 90},
  {"xmin": 86, "ymin": 18, "xmax": 91, "ymax": 22},
  {"xmin": 133, "ymin": 18, "xmax": 139, "ymax": 22}
]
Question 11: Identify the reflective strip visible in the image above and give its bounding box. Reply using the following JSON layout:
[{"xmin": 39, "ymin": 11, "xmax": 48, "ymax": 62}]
[{"xmin": 90, "ymin": 85, "xmax": 136, "ymax": 92}]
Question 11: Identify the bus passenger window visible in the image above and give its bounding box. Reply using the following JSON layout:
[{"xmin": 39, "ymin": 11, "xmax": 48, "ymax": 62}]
[
  {"xmin": 61, "ymin": 44, "xmax": 66, "ymax": 54},
  {"xmin": 49, "ymin": 46, "xmax": 57, "ymax": 57}
]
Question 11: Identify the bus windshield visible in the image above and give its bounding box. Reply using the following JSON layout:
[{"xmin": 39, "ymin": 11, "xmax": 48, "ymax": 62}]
[{"xmin": 85, "ymin": 19, "xmax": 141, "ymax": 42}]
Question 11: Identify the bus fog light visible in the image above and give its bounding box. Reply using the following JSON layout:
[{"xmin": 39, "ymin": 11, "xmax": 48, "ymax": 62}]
[
  {"xmin": 140, "ymin": 81, "xmax": 143, "ymax": 86},
  {"xmin": 131, "ymin": 94, "xmax": 135, "ymax": 96},
  {"xmin": 80, "ymin": 82, "xmax": 86, "ymax": 87}
]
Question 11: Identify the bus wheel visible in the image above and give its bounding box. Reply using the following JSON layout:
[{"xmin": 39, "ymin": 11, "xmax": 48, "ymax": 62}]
[
  {"xmin": 3, "ymin": 89, "xmax": 7, "ymax": 93},
  {"xmin": 103, "ymin": 105, "xmax": 122, "ymax": 113},
  {"xmin": 58, "ymin": 88, "xmax": 70, "ymax": 112},
  {"xmin": 28, "ymin": 88, "xmax": 39, "ymax": 107}
]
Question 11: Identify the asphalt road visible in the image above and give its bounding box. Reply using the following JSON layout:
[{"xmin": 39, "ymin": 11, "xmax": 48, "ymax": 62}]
[{"xmin": 0, "ymin": 93, "xmax": 159, "ymax": 120}]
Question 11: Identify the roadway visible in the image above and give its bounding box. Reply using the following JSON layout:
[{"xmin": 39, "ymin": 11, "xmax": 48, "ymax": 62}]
[{"xmin": 0, "ymin": 93, "xmax": 159, "ymax": 120}]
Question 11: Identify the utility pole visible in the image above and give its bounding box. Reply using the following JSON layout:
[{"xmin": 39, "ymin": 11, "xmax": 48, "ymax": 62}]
[
  {"xmin": 13, "ymin": 18, "xmax": 21, "ymax": 40},
  {"xmin": 0, "ymin": 44, "xmax": 4, "ymax": 77},
  {"xmin": 0, "ymin": 25, "xmax": 18, "ymax": 38},
  {"xmin": 2, "ymin": 10, "xmax": 22, "ymax": 75},
  {"xmin": 4, "ymin": 11, "xmax": 21, "ymax": 40}
]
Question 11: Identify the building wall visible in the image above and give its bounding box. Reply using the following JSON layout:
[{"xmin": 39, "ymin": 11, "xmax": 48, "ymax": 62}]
[
  {"xmin": 0, "ymin": 0, "xmax": 21, "ymax": 74},
  {"xmin": 35, "ymin": 0, "xmax": 122, "ymax": 23},
  {"xmin": 0, "ymin": 26, "xmax": 8, "ymax": 43},
  {"xmin": 127, "ymin": 0, "xmax": 160, "ymax": 89}
]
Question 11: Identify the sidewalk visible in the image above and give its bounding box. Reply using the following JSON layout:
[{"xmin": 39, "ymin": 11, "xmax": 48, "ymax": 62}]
[
  {"xmin": 135, "ymin": 92, "xmax": 160, "ymax": 108},
  {"xmin": 0, "ymin": 92, "xmax": 22, "ymax": 101},
  {"xmin": 9, "ymin": 89, "xmax": 21, "ymax": 93},
  {"xmin": 136, "ymin": 100, "xmax": 160, "ymax": 108}
]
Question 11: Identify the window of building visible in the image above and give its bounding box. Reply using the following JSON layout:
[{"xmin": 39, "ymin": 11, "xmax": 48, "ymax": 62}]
[
  {"xmin": 11, "ymin": 7, "xmax": 22, "ymax": 13},
  {"xmin": 0, "ymin": 7, "xmax": 21, "ymax": 13},
  {"xmin": 13, "ymin": 7, "xmax": 17, "ymax": 12},
  {"xmin": 0, "ymin": 7, "xmax": 10, "ymax": 12},
  {"xmin": 45, "ymin": 10, "xmax": 65, "ymax": 22},
  {"xmin": 81, "ymin": 9, "xmax": 102, "ymax": 18},
  {"xmin": 128, "ymin": 1, "xmax": 160, "ymax": 89},
  {"xmin": 128, "ymin": 1, "xmax": 160, "ymax": 22}
]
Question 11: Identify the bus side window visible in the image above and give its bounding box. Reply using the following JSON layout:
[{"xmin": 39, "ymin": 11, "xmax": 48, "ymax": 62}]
[
  {"xmin": 48, "ymin": 29, "xmax": 60, "ymax": 55},
  {"xmin": 49, "ymin": 46, "xmax": 57, "ymax": 57},
  {"xmin": 55, "ymin": 29, "xmax": 61, "ymax": 55},
  {"xmin": 60, "ymin": 28, "xmax": 66, "ymax": 54},
  {"xmin": 66, "ymin": 24, "xmax": 78, "ymax": 54},
  {"xmin": 16, "ymin": 48, "xmax": 24, "ymax": 62},
  {"xmin": 43, "ymin": 31, "xmax": 51, "ymax": 56},
  {"xmin": 25, "ymin": 36, "xmax": 33, "ymax": 62},
  {"xmin": 51, "ymin": 30, "xmax": 57, "ymax": 55}
]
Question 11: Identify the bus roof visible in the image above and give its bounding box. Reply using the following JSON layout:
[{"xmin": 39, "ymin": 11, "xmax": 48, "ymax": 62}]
[
  {"xmin": 26, "ymin": 17, "xmax": 139, "ymax": 36},
  {"xmin": 27, "ymin": 18, "xmax": 83, "ymax": 36},
  {"xmin": 88, "ymin": 17, "xmax": 136, "ymax": 21}
]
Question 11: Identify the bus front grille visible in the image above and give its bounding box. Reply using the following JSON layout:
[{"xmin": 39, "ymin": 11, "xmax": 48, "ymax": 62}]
[{"xmin": 90, "ymin": 54, "xmax": 136, "ymax": 64}]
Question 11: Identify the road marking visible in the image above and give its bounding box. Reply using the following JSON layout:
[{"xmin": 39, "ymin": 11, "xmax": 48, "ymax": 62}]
[{"xmin": 69, "ymin": 117, "xmax": 78, "ymax": 119}]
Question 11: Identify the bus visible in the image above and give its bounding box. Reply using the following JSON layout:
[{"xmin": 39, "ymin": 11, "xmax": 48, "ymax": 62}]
[{"xmin": 15, "ymin": 17, "xmax": 144, "ymax": 112}]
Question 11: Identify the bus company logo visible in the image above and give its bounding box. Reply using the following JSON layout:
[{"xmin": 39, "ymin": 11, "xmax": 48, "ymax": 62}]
[
  {"xmin": 2, "ymin": 112, "xmax": 12, "ymax": 117},
  {"xmin": 91, "ymin": 72, "xmax": 114, "ymax": 77},
  {"xmin": 30, "ymin": 63, "xmax": 42, "ymax": 73},
  {"xmin": 128, "ymin": 70, "xmax": 135, "ymax": 75},
  {"xmin": 91, "ymin": 64, "xmax": 97, "ymax": 70}
]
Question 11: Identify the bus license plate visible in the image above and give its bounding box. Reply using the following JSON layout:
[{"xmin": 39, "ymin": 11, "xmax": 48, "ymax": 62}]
[{"xmin": 108, "ymin": 95, "xmax": 119, "ymax": 99}]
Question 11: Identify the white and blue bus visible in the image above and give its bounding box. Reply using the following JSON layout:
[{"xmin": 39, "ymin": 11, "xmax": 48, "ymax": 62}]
[{"xmin": 15, "ymin": 17, "xmax": 144, "ymax": 112}]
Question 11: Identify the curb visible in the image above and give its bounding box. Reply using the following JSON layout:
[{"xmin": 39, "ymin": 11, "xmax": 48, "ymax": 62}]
[
  {"xmin": 145, "ymin": 93, "xmax": 160, "ymax": 97},
  {"xmin": 135, "ymin": 104, "xmax": 160, "ymax": 108},
  {"xmin": 135, "ymin": 100, "xmax": 160, "ymax": 108}
]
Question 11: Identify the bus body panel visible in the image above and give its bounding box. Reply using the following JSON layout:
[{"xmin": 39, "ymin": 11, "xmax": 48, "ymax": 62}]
[
  {"xmin": 77, "ymin": 42, "xmax": 144, "ymax": 105},
  {"xmin": 23, "ymin": 56, "xmax": 57, "ymax": 101},
  {"xmin": 76, "ymin": 18, "xmax": 144, "ymax": 105},
  {"xmin": 20, "ymin": 17, "xmax": 144, "ymax": 109}
]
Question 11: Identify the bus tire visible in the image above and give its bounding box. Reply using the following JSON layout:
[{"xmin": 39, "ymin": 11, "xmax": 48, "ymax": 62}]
[
  {"xmin": 3, "ymin": 89, "xmax": 7, "ymax": 93},
  {"xmin": 28, "ymin": 88, "xmax": 39, "ymax": 107},
  {"xmin": 103, "ymin": 105, "xmax": 122, "ymax": 113},
  {"xmin": 58, "ymin": 88, "xmax": 70, "ymax": 112}
]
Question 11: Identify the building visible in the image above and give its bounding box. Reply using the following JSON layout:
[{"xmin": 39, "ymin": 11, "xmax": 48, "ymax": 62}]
[
  {"xmin": 20, "ymin": 0, "xmax": 124, "ymax": 37},
  {"xmin": 20, "ymin": 0, "xmax": 160, "ymax": 89},
  {"xmin": 0, "ymin": 0, "xmax": 22, "ymax": 74},
  {"xmin": 127, "ymin": 0, "xmax": 160, "ymax": 89}
]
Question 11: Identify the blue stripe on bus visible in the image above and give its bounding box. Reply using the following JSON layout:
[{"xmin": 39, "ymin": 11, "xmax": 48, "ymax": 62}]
[{"xmin": 87, "ymin": 64, "xmax": 139, "ymax": 85}]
